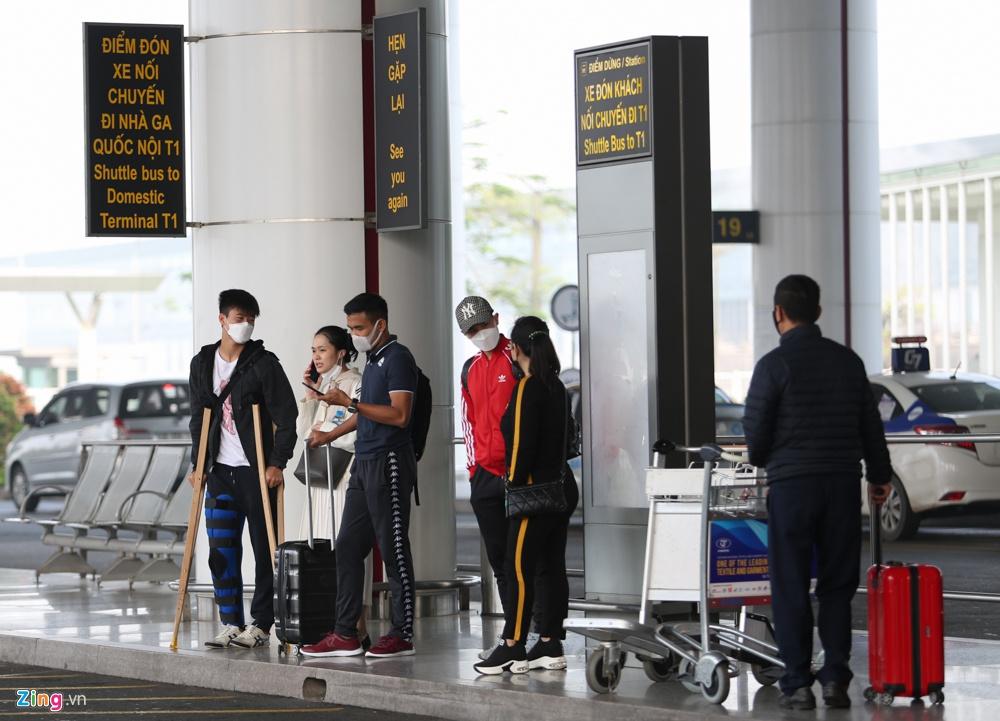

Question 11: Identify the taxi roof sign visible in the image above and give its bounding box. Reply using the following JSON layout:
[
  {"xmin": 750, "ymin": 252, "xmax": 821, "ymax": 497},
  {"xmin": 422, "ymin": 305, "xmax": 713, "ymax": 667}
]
[{"xmin": 892, "ymin": 336, "xmax": 928, "ymax": 346}]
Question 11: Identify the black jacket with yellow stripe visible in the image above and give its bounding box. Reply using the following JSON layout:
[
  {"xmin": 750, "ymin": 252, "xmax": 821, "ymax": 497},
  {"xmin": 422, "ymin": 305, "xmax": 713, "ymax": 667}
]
[{"xmin": 501, "ymin": 375, "xmax": 568, "ymax": 487}]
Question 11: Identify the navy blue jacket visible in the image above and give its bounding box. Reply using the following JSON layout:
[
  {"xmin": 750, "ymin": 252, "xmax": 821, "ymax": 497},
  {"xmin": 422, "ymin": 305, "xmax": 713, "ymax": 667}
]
[{"xmin": 743, "ymin": 324, "xmax": 892, "ymax": 485}]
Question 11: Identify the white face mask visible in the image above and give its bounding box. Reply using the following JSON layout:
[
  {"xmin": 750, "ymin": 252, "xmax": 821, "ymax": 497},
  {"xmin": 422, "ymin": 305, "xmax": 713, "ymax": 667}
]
[
  {"xmin": 226, "ymin": 321, "xmax": 254, "ymax": 345},
  {"xmin": 470, "ymin": 326, "xmax": 500, "ymax": 352},
  {"xmin": 353, "ymin": 321, "xmax": 383, "ymax": 353}
]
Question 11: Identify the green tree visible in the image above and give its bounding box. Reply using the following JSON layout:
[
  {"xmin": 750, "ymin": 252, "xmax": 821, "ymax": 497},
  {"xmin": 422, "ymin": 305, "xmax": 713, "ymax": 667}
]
[
  {"xmin": 464, "ymin": 174, "xmax": 574, "ymax": 318},
  {"xmin": 0, "ymin": 374, "xmax": 32, "ymax": 485}
]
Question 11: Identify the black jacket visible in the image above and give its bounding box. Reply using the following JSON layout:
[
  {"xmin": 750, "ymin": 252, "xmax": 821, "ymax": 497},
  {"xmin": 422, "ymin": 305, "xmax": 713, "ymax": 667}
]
[
  {"xmin": 743, "ymin": 324, "xmax": 892, "ymax": 485},
  {"xmin": 501, "ymin": 375, "xmax": 568, "ymax": 487},
  {"xmin": 188, "ymin": 339, "xmax": 298, "ymax": 474}
]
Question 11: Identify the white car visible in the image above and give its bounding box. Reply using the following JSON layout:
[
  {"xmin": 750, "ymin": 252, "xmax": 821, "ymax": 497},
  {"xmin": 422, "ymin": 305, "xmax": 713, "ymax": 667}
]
[{"xmin": 866, "ymin": 369, "xmax": 1000, "ymax": 540}]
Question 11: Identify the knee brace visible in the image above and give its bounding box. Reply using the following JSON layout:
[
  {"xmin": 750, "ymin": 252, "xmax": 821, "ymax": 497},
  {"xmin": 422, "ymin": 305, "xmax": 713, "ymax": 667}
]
[{"xmin": 205, "ymin": 492, "xmax": 243, "ymax": 623}]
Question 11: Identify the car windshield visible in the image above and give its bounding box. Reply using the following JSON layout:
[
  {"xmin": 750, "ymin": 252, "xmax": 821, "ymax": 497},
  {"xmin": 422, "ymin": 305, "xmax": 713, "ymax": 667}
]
[{"xmin": 912, "ymin": 381, "xmax": 1000, "ymax": 413}]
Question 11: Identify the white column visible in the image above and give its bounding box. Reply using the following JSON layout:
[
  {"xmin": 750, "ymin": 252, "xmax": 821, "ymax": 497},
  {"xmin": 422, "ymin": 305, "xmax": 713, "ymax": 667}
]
[
  {"xmin": 986, "ymin": 179, "xmax": 995, "ymax": 373},
  {"xmin": 922, "ymin": 187, "xmax": 932, "ymax": 342},
  {"xmin": 188, "ymin": 0, "xmax": 367, "ymax": 585},
  {"xmin": 751, "ymin": 0, "xmax": 881, "ymax": 370},
  {"xmin": 888, "ymin": 195, "xmax": 898, "ymax": 338},
  {"xmin": 940, "ymin": 187, "xmax": 951, "ymax": 369},
  {"xmin": 374, "ymin": 0, "xmax": 455, "ymax": 582},
  {"xmin": 905, "ymin": 191, "xmax": 915, "ymax": 334},
  {"xmin": 958, "ymin": 182, "xmax": 969, "ymax": 369}
]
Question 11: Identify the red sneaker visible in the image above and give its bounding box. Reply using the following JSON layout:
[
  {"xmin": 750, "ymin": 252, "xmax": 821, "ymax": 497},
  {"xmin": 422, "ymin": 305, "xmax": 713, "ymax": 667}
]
[
  {"xmin": 300, "ymin": 632, "xmax": 363, "ymax": 658},
  {"xmin": 365, "ymin": 634, "xmax": 415, "ymax": 658}
]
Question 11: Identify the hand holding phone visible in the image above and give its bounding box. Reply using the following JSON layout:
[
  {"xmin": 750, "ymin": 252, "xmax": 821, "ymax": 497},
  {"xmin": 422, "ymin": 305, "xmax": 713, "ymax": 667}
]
[{"xmin": 308, "ymin": 361, "xmax": 320, "ymax": 383}]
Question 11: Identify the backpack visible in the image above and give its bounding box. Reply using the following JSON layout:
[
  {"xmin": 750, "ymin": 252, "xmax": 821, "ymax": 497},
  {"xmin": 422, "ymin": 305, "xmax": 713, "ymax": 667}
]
[{"xmin": 410, "ymin": 367, "xmax": 433, "ymax": 463}]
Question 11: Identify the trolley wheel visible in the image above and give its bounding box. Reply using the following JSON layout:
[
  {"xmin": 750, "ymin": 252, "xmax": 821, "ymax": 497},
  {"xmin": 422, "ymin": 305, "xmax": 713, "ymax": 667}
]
[
  {"xmin": 751, "ymin": 663, "xmax": 781, "ymax": 687},
  {"xmin": 677, "ymin": 658, "xmax": 702, "ymax": 694},
  {"xmin": 642, "ymin": 655, "xmax": 676, "ymax": 683},
  {"xmin": 701, "ymin": 663, "xmax": 731, "ymax": 705},
  {"xmin": 863, "ymin": 687, "xmax": 877, "ymax": 703},
  {"xmin": 929, "ymin": 690, "xmax": 945, "ymax": 705},
  {"xmin": 585, "ymin": 648, "xmax": 622, "ymax": 694},
  {"xmin": 878, "ymin": 692, "xmax": 895, "ymax": 706}
]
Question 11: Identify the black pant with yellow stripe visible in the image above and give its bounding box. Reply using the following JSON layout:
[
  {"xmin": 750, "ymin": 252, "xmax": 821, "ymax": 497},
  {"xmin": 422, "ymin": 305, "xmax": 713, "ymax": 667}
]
[{"xmin": 502, "ymin": 474, "xmax": 579, "ymax": 642}]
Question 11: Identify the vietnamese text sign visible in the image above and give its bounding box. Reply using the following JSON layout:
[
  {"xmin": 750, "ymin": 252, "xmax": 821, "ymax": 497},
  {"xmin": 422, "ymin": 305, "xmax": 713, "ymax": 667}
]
[
  {"xmin": 374, "ymin": 9, "xmax": 426, "ymax": 231},
  {"xmin": 575, "ymin": 41, "xmax": 652, "ymax": 166},
  {"xmin": 84, "ymin": 23, "xmax": 185, "ymax": 237}
]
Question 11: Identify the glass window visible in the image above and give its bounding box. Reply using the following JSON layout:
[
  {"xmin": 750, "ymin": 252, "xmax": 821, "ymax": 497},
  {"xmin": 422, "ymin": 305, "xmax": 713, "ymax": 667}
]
[
  {"xmin": 61, "ymin": 391, "xmax": 87, "ymax": 422},
  {"xmin": 912, "ymin": 381, "xmax": 1000, "ymax": 413},
  {"xmin": 119, "ymin": 383, "xmax": 191, "ymax": 418},
  {"xmin": 25, "ymin": 367, "xmax": 57, "ymax": 389},
  {"xmin": 38, "ymin": 395, "xmax": 67, "ymax": 426},
  {"xmin": 870, "ymin": 384, "xmax": 903, "ymax": 422},
  {"xmin": 82, "ymin": 388, "xmax": 111, "ymax": 418}
]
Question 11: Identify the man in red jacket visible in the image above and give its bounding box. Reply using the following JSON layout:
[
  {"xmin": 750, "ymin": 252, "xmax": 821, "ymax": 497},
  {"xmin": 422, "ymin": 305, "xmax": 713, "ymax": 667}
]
[{"xmin": 457, "ymin": 297, "xmax": 521, "ymax": 630}]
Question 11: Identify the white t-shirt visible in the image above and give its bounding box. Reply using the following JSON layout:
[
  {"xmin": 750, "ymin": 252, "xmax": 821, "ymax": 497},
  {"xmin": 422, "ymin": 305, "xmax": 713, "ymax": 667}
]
[{"xmin": 213, "ymin": 350, "xmax": 250, "ymax": 467}]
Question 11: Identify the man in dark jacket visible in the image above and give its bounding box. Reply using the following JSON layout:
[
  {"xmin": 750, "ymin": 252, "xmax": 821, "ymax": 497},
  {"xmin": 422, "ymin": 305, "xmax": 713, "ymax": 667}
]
[
  {"xmin": 187, "ymin": 289, "xmax": 297, "ymax": 650},
  {"xmin": 743, "ymin": 275, "xmax": 891, "ymax": 710}
]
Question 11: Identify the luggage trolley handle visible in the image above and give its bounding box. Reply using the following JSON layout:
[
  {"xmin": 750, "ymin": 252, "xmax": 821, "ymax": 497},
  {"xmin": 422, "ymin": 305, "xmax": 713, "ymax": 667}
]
[{"xmin": 870, "ymin": 497, "xmax": 883, "ymax": 568}]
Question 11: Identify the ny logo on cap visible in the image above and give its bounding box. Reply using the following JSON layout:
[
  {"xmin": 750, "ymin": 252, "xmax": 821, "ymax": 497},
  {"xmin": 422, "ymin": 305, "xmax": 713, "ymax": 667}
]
[{"xmin": 460, "ymin": 302, "xmax": 477, "ymax": 321}]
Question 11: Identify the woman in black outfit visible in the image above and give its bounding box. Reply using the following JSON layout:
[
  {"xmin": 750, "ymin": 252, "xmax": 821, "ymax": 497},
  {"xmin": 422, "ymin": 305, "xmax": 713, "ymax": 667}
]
[{"xmin": 474, "ymin": 316, "xmax": 579, "ymax": 675}]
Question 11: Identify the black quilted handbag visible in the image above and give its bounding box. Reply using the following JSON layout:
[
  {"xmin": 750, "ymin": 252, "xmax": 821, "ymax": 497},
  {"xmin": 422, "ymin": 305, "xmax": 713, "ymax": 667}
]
[
  {"xmin": 505, "ymin": 389, "xmax": 571, "ymax": 518},
  {"xmin": 505, "ymin": 475, "xmax": 568, "ymax": 517}
]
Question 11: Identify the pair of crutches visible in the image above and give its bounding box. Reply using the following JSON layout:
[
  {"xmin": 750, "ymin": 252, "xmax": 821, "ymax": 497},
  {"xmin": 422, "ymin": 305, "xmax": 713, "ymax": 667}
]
[{"xmin": 170, "ymin": 404, "xmax": 284, "ymax": 650}]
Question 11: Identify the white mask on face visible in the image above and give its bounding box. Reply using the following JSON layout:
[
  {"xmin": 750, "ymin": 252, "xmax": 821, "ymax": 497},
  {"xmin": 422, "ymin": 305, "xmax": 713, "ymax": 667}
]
[
  {"xmin": 352, "ymin": 321, "xmax": 383, "ymax": 353},
  {"xmin": 470, "ymin": 326, "xmax": 500, "ymax": 352},
  {"xmin": 226, "ymin": 321, "xmax": 254, "ymax": 344}
]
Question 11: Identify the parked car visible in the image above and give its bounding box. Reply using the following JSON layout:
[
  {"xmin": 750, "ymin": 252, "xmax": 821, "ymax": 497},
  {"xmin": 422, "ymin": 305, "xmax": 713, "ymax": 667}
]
[
  {"xmin": 715, "ymin": 386, "xmax": 745, "ymax": 438},
  {"xmin": 866, "ymin": 365, "xmax": 1000, "ymax": 541},
  {"xmin": 5, "ymin": 380, "xmax": 190, "ymax": 511}
]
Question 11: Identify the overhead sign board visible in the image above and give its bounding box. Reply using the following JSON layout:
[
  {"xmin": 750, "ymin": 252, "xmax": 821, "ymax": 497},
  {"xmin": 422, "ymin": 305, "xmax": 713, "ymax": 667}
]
[
  {"xmin": 84, "ymin": 23, "xmax": 185, "ymax": 237},
  {"xmin": 374, "ymin": 8, "xmax": 427, "ymax": 231},
  {"xmin": 574, "ymin": 41, "xmax": 652, "ymax": 166},
  {"xmin": 712, "ymin": 210, "xmax": 760, "ymax": 244}
]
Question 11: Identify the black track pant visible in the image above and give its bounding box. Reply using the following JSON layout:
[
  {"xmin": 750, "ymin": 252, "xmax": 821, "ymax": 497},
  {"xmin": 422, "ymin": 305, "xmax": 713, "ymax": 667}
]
[
  {"xmin": 767, "ymin": 475, "xmax": 862, "ymax": 694},
  {"xmin": 502, "ymin": 474, "xmax": 579, "ymax": 642},
  {"xmin": 336, "ymin": 445, "xmax": 416, "ymax": 642}
]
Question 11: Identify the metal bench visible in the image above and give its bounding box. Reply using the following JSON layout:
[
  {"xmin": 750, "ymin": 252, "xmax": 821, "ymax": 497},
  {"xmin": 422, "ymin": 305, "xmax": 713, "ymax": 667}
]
[{"xmin": 4, "ymin": 444, "xmax": 121, "ymax": 580}]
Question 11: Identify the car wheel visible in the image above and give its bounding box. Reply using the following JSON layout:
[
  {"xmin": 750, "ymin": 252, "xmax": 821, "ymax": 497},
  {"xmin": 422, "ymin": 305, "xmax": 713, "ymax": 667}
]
[
  {"xmin": 10, "ymin": 467, "xmax": 38, "ymax": 512},
  {"xmin": 879, "ymin": 476, "xmax": 919, "ymax": 542}
]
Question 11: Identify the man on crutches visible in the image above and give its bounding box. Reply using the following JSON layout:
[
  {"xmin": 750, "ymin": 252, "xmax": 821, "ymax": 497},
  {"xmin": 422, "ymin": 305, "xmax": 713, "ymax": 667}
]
[{"xmin": 185, "ymin": 289, "xmax": 297, "ymax": 649}]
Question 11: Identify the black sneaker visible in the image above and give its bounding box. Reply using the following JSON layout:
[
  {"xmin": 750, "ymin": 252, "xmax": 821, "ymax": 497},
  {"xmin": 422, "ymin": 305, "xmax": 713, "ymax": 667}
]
[
  {"xmin": 473, "ymin": 642, "xmax": 529, "ymax": 675},
  {"xmin": 822, "ymin": 682, "xmax": 851, "ymax": 708},
  {"xmin": 779, "ymin": 687, "xmax": 817, "ymax": 710},
  {"xmin": 526, "ymin": 638, "xmax": 566, "ymax": 670}
]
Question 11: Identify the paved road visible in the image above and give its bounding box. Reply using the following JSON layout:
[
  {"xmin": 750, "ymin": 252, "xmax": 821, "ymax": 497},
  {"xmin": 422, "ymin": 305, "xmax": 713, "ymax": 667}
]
[
  {"xmin": 0, "ymin": 660, "xmax": 439, "ymax": 720},
  {"xmin": 2, "ymin": 498, "xmax": 996, "ymax": 639}
]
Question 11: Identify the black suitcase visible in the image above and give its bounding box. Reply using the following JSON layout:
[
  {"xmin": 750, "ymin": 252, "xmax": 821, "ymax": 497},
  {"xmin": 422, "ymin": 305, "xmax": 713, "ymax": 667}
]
[{"xmin": 274, "ymin": 442, "xmax": 339, "ymax": 648}]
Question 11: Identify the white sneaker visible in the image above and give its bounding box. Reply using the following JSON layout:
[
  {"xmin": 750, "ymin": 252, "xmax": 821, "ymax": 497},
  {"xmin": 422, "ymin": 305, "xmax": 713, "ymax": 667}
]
[
  {"xmin": 205, "ymin": 625, "xmax": 243, "ymax": 649},
  {"xmin": 230, "ymin": 624, "xmax": 270, "ymax": 649},
  {"xmin": 479, "ymin": 635, "xmax": 503, "ymax": 661}
]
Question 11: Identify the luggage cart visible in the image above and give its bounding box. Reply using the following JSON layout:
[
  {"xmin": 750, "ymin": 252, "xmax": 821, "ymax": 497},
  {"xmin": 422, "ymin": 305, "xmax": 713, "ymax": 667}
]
[{"xmin": 566, "ymin": 440, "xmax": 786, "ymax": 704}]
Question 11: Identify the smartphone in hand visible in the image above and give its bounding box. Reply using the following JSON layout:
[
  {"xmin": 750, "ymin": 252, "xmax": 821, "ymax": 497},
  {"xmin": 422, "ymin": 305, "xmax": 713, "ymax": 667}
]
[
  {"xmin": 302, "ymin": 382, "xmax": 322, "ymax": 393},
  {"xmin": 308, "ymin": 361, "xmax": 320, "ymax": 383}
]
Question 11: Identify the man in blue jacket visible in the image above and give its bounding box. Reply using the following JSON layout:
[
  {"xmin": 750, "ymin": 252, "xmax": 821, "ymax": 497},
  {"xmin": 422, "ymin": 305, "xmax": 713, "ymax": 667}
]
[{"xmin": 743, "ymin": 275, "xmax": 891, "ymax": 710}]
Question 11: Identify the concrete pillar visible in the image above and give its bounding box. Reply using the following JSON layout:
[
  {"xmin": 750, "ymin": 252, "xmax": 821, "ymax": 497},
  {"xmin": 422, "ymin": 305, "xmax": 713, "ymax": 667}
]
[
  {"xmin": 374, "ymin": 0, "xmax": 455, "ymax": 582},
  {"xmin": 751, "ymin": 0, "xmax": 881, "ymax": 370},
  {"xmin": 188, "ymin": 0, "xmax": 454, "ymax": 588}
]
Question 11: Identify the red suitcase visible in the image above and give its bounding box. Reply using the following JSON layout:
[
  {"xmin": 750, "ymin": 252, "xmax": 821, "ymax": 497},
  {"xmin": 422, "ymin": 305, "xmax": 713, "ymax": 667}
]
[{"xmin": 864, "ymin": 503, "xmax": 945, "ymax": 705}]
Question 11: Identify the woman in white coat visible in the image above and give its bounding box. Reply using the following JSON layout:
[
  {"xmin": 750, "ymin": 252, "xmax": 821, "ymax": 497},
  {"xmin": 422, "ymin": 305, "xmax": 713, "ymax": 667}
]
[{"xmin": 296, "ymin": 325, "xmax": 373, "ymax": 647}]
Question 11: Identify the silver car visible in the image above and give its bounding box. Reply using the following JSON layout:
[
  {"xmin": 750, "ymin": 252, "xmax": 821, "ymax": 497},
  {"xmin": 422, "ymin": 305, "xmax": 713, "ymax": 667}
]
[{"xmin": 5, "ymin": 380, "xmax": 190, "ymax": 511}]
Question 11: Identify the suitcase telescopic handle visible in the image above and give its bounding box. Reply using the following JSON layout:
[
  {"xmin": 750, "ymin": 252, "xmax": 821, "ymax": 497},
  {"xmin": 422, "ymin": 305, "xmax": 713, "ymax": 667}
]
[{"xmin": 870, "ymin": 497, "xmax": 883, "ymax": 568}]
